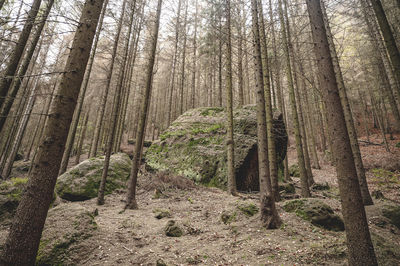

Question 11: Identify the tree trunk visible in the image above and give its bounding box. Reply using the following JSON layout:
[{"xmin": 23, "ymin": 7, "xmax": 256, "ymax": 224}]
[
  {"xmin": 224, "ymin": 0, "xmax": 237, "ymax": 196},
  {"xmin": 258, "ymin": 0, "xmax": 280, "ymax": 201},
  {"xmin": 306, "ymin": 1, "xmax": 377, "ymax": 265},
  {"xmin": 0, "ymin": 0, "xmax": 42, "ymax": 110},
  {"xmin": 370, "ymin": 0, "xmax": 400, "ymax": 97},
  {"xmin": 90, "ymin": 0, "xmax": 127, "ymax": 158},
  {"xmin": 125, "ymin": 0, "xmax": 162, "ymax": 210},
  {"xmin": 278, "ymin": 0, "xmax": 310, "ymax": 197},
  {"xmin": 98, "ymin": 0, "xmax": 136, "ymax": 205},
  {"xmin": 320, "ymin": 1, "xmax": 373, "ymax": 206},
  {"xmin": 0, "ymin": 0, "xmax": 104, "ymax": 263},
  {"xmin": 251, "ymin": 0, "xmax": 281, "ymax": 229},
  {"xmin": 0, "ymin": 0, "xmax": 54, "ymax": 134}
]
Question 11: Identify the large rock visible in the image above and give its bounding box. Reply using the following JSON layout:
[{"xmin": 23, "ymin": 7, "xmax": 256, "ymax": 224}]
[
  {"xmin": 56, "ymin": 153, "xmax": 131, "ymax": 201},
  {"xmin": 283, "ymin": 198, "xmax": 345, "ymax": 231},
  {"xmin": 36, "ymin": 204, "xmax": 98, "ymax": 265},
  {"xmin": 0, "ymin": 177, "xmax": 28, "ymax": 223},
  {"xmin": 145, "ymin": 105, "xmax": 287, "ymax": 191}
]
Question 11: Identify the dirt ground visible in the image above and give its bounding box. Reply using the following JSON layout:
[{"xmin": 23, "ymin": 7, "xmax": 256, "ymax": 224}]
[{"xmin": 2, "ymin": 134, "xmax": 400, "ymax": 265}]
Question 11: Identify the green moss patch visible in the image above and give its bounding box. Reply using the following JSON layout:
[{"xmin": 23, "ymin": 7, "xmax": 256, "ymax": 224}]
[
  {"xmin": 237, "ymin": 203, "xmax": 259, "ymax": 217},
  {"xmin": 283, "ymin": 199, "xmax": 344, "ymax": 231}
]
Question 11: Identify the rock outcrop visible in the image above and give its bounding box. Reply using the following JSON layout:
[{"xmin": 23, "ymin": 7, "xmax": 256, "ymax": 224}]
[
  {"xmin": 145, "ymin": 105, "xmax": 287, "ymax": 191},
  {"xmin": 56, "ymin": 153, "xmax": 131, "ymax": 201}
]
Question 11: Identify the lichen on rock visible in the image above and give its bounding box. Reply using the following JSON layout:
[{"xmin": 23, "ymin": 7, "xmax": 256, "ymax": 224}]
[
  {"xmin": 56, "ymin": 153, "xmax": 131, "ymax": 201},
  {"xmin": 145, "ymin": 105, "xmax": 287, "ymax": 191}
]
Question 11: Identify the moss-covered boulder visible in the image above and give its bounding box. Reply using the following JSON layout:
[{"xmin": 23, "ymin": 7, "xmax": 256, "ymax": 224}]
[
  {"xmin": 145, "ymin": 105, "xmax": 287, "ymax": 191},
  {"xmin": 0, "ymin": 177, "xmax": 28, "ymax": 223},
  {"xmin": 56, "ymin": 153, "xmax": 131, "ymax": 201},
  {"xmin": 164, "ymin": 220, "xmax": 183, "ymax": 237},
  {"xmin": 36, "ymin": 204, "xmax": 98, "ymax": 265},
  {"xmin": 283, "ymin": 199, "xmax": 344, "ymax": 231},
  {"xmin": 9, "ymin": 160, "xmax": 31, "ymax": 178}
]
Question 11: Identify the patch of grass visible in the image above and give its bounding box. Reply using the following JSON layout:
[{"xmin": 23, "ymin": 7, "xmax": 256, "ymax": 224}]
[{"xmin": 371, "ymin": 168, "xmax": 400, "ymax": 188}]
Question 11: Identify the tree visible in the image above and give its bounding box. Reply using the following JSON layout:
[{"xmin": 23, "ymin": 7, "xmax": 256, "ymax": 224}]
[
  {"xmin": 305, "ymin": 0, "xmax": 377, "ymax": 264},
  {"xmin": 0, "ymin": 0, "xmax": 54, "ymax": 134},
  {"xmin": 0, "ymin": 0, "xmax": 42, "ymax": 110},
  {"xmin": 251, "ymin": 0, "xmax": 281, "ymax": 229},
  {"xmin": 0, "ymin": 0, "xmax": 105, "ymax": 263},
  {"xmin": 321, "ymin": 1, "xmax": 373, "ymax": 206},
  {"xmin": 224, "ymin": 0, "xmax": 237, "ymax": 196},
  {"xmin": 98, "ymin": 0, "xmax": 136, "ymax": 205},
  {"xmin": 369, "ymin": 0, "xmax": 400, "ymax": 97},
  {"xmin": 125, "ymin": 0, "xmax": 163, "ymax": 209},
  {"xmin": 278, "ymin": 0, "xmax": 310, "ymax": 197}
]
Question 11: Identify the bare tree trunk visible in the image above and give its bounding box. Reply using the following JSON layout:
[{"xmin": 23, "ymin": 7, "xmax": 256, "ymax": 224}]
[
  {"xmin": 0, "ymin": 0, "xmax": 54, "ymax": 134},
  {"xmin": 98, "ymin": 0, "xmax": 136, "ymax": 205},
  {"xmin": 90, "ymin": 0, "xmax": 127, "ymax": 158},
  {"xmin": 321, "ymin": 1, "xmax": 373, "ymax": 205},
  {"xmin": 306, "ymin": 1, "xmax": 377, "ymax": 265},
  {"xmin": 125, "ymin": 0, "xmax": 162, "ymax": 210},
  {"xmin": 278, "ymin": 0, "xmax": 310, "ymax": 197},
  {"xmin": 224, "ymin": 0, "xmax": 237, "ymax": 196},
  {"xmin": 0, "ymin": 0, "xmax": 104, "ymax": 263},
  {"xmin": 369, "ymin": 0, "xmax": 400, "ymax": 97},
  {"xmin": 258, "ymin": 0, "xmax": 280, "ymax": 201},
  {"xmin": 0, "ymin": 0, "xmax": 42, "ymax": 110},
  {"xmin": 251, "ymin": 0, "xmax": 281, "ymax": 229}
]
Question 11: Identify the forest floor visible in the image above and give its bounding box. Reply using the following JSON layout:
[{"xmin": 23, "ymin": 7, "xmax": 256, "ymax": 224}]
[{"xmin": 2, "ymin": 134, "xmax": 400, "ymax": 265}]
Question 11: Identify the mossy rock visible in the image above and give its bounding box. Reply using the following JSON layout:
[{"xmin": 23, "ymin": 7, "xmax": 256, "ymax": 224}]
[
  {"xmin": 395, "ymin": 142, "xmax": 400, "ymax": 148},
  {"xmin": 283, "ymin": 199, "xmax": 344, "ymax": 231},
  {"xmin": 279, "ymin": 182, "xmax": 296, "ymax": 194},
  {"xmin": 143, "ymin": 141, "xmax": 152, "ymax": 147},
  {"xmin": 128, "ymin": 139, "xmax": 135, "ymax": 145},
  {"xmin": 154, "ymin": 209, "xmax": 171, "ymax": 219},
  {"xmin": 164, "ymin": 220, "xmax": 183, "ymax": 237},
  {"xmin": 0, "ymin": 177, "xmax": 28, "ymax": 223},
  {"xmin": 237, "ymin": 203, "xmax": 259, "ymax": 217},
  {"xmin": 382, "ymin": 205, "xmax": 400, "ymax": 229},
  {"xmin": 145, "ymin": 105, "xmax": 287, "ymax": 191},
  {"xmin": 221, "ymin": 211, "xmax": 237, "ymax": 224},
  {"xmin": 311, "ymin": 182, "xmax": 330, "ymax": 191},
  {"xmin": 56, "ymin": 153, "xmax": 131, "ymax": 201},
  {"xmin": 289, "ymin": 164, "xmax": 300, "ymax": 177},
  {"xmin": 36, "ymin": 204, "xmax": 98, "ymax": 265}
]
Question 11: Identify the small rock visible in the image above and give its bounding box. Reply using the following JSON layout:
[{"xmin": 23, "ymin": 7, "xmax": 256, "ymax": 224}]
[
  {"xmin": 164, "ymin": 220, "xmax": 183, "ymax": 237},
  {"xmin": 156, "ymin": 259, "xmax": 167, "ymax": 266}
]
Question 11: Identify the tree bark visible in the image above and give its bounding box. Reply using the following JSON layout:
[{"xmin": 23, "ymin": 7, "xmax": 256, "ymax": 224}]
[
  {"xmin": 0, "ymin": 0, "xmax": 104, "ymax": 263},
  {"xmin": 251, "ymin": 0, "xmax": 281, "ymax": 229},
  {"xmin": 0, "ymin": 0, "xmax": 42, "ymax": 110},
  {"xmin": 125, "ymin": 0, "xmax": 162, "ymax": 210},
  {"xmin": 306, "ymin": 1, "xmax": 377, "ymax": 265}
]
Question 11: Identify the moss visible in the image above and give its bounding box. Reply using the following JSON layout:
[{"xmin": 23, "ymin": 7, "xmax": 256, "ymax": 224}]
[
  {"xmin": 221, "ymin": 211, "xmax": 237, "ymax": 224},
  {"xmin": 154, "ymin": 209, "xmax": 171, "ymax": 219},
  {"xmin": 371, "ymin": 232, "xmax": 400, "ymax": 265},
  {"xmin": 200, "ymin": 107, "xmax": 224, "ymax": 116},
  {"xmin": 164, "ymin": 220, "xmax": 183, "ymax": 237},
  {"xmin": 237, "ymin": 203, "xmax": 259, "ymax": 217},
  {"xmin": 382, "ymin": 205, "xmax": 400, "ymax": 229},
  {"xmin": 289, "ymin": 164, "xmax": 300, "ymax": 177},
  {"xmin": 279, "ymin": 183, "xmax": 296, "ymax": 194},
  {"xmin": 283, "ymin": 199, "xmax": 344, "ymax": 231}
]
